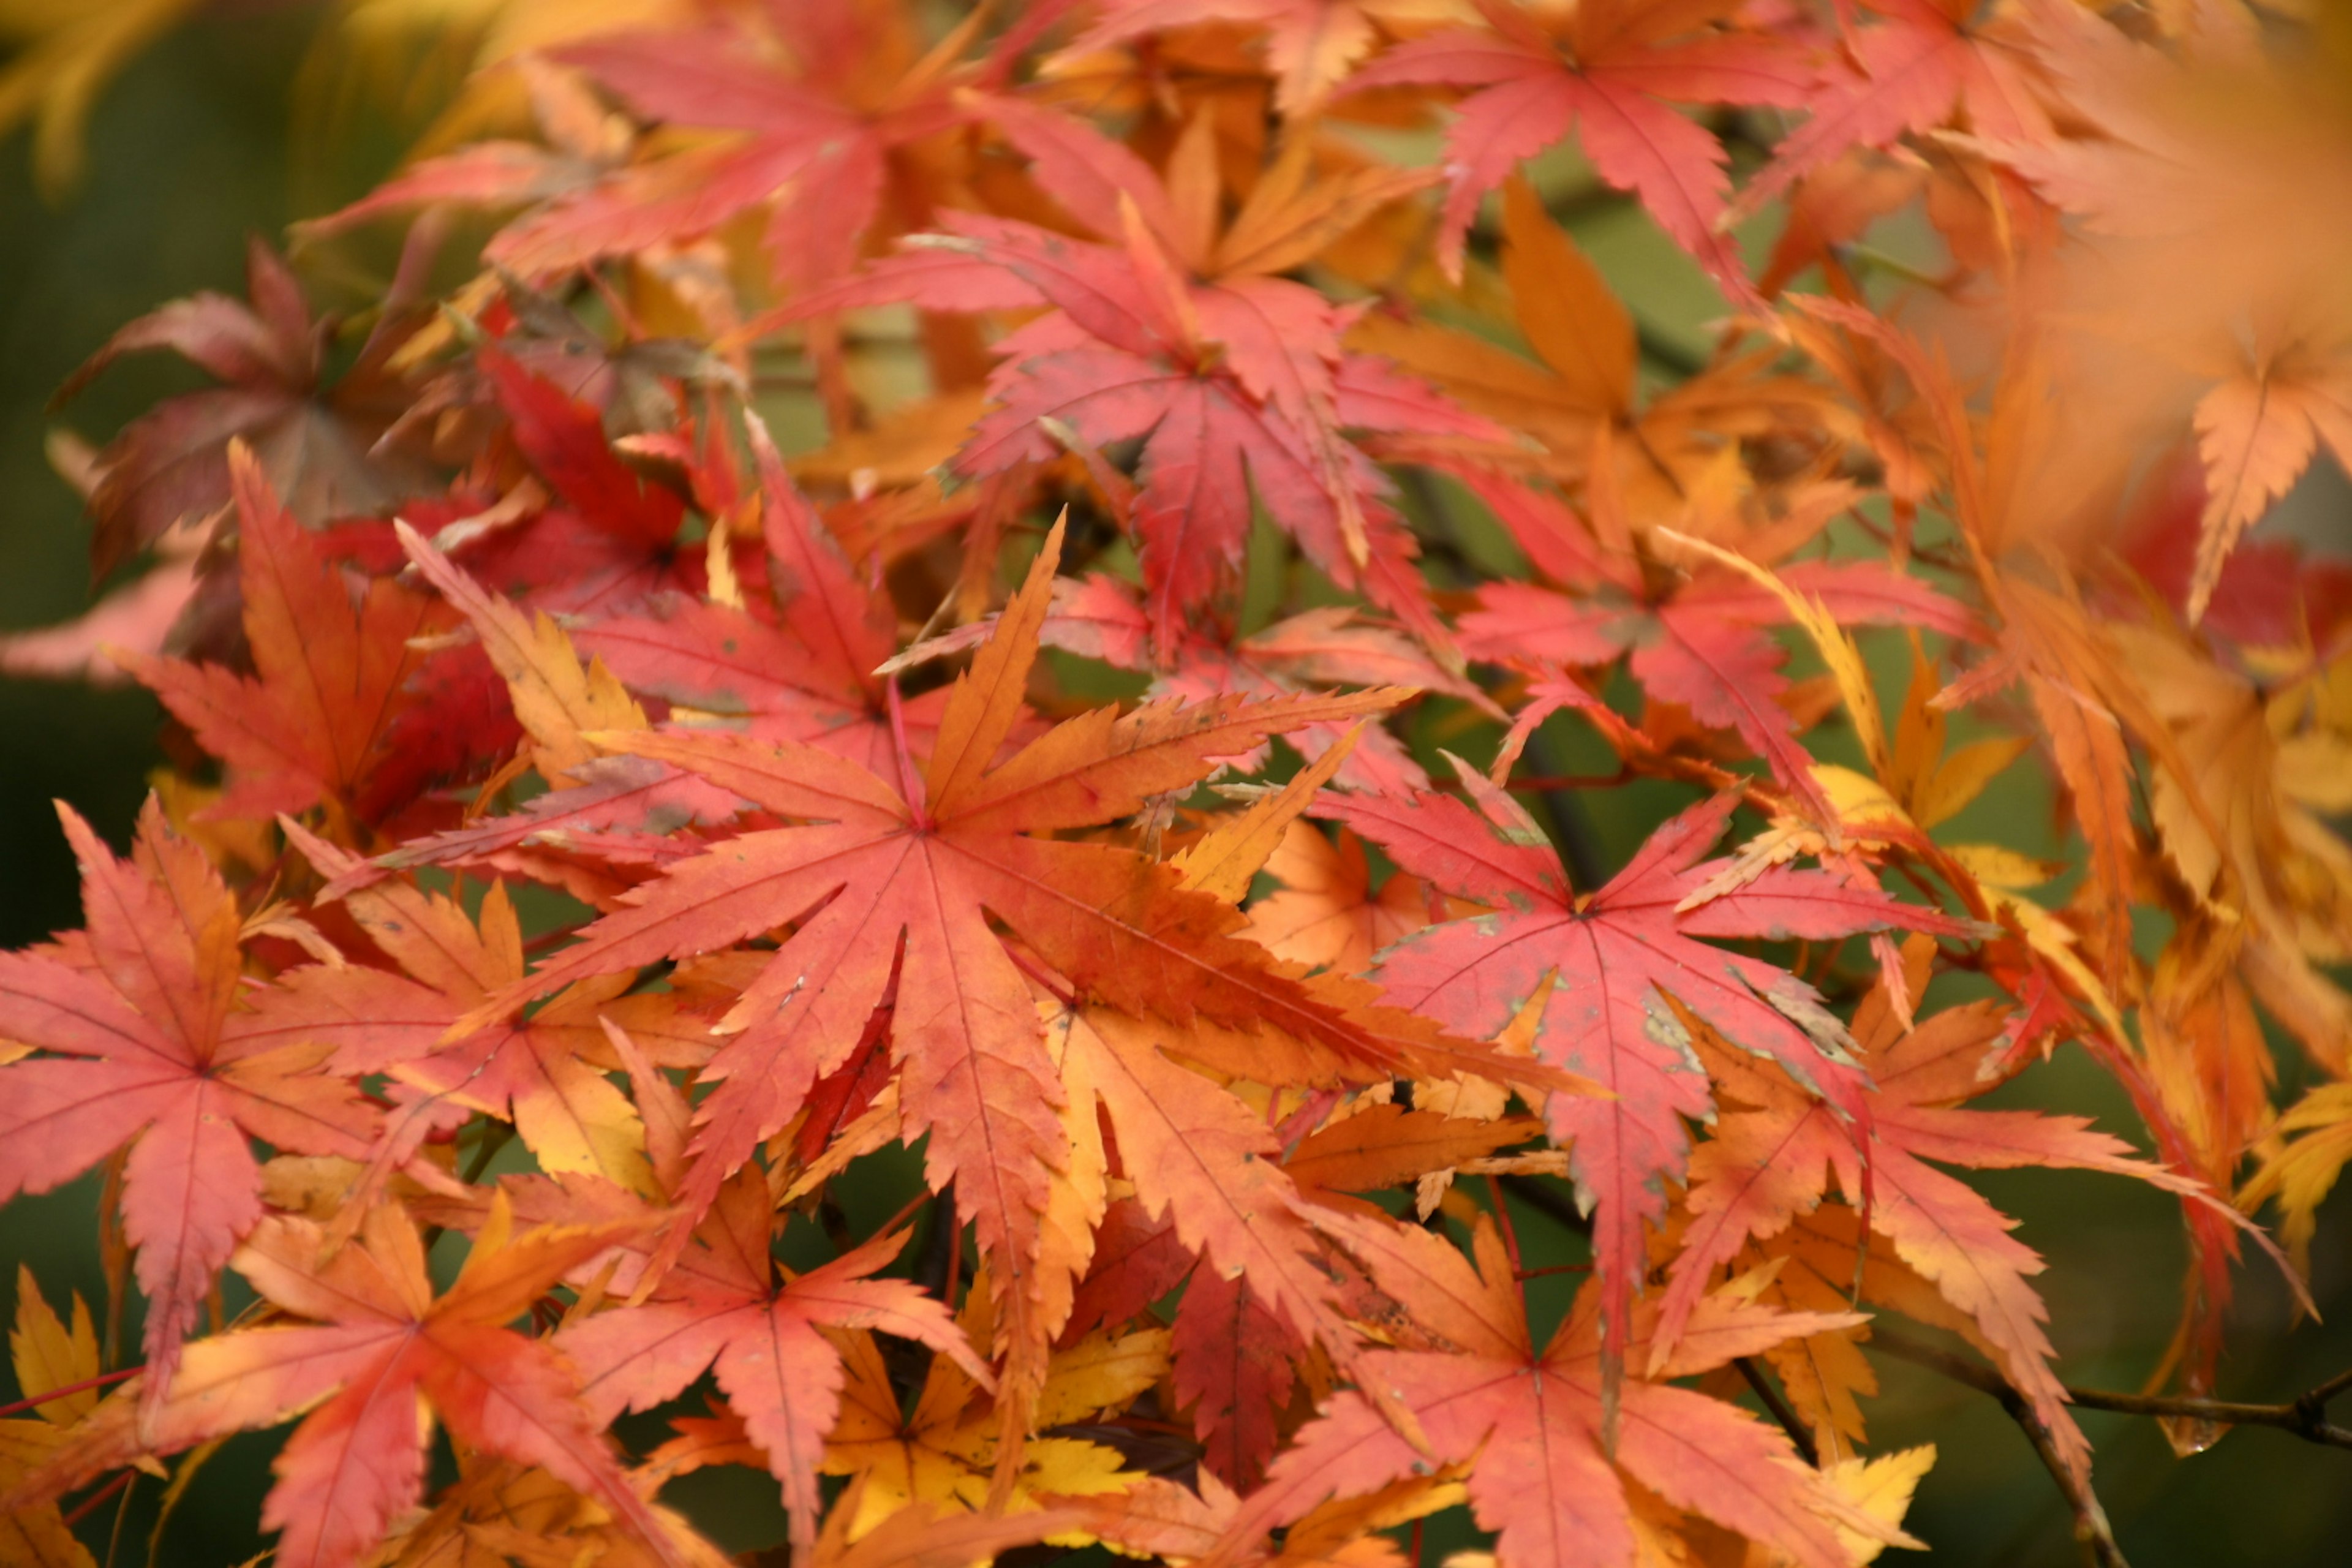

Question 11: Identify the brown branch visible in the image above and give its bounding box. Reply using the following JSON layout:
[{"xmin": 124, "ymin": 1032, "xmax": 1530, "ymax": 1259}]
[
  {"xmin": 1874, "ymin": 1327, "xmax": 2352, "ymax": 1451},
  {"xmin": 2061, "ymin": 1367, "xmax": 2352, "ymax": 1450},
  {"xmin": 1869, "ymin": 1329, "xmax": 2129, "ymax": 1568},
  {"xmin": 1735, "ymin": 1356, "xmax": 1819, "ymax": 1468}
]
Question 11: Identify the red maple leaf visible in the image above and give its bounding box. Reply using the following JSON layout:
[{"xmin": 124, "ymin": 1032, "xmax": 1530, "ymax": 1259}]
[
  {"xmin": 1654, "ymin": 943, "xmax": 2225, "ymax": 1484},
  {"xmin": 779, "ymin": 106, "xmax": 1495, "ymax": 652},
  {"xmin": 559, "ymin": 1172, "xmax": 987, "ymax": 1558},
  {"xmin": 470, "ymin": 524, "xmax": 1550, "ymax": 1395},
  {"xmin": 434, "ymin": 351, "xmax": 698, "ymax": 617},
  {"xmin": 571, "ymin": 415, "xmax": 915, "ymax": 773},
  {"xmin": 1346, "ymin": 0, "xmax": 1818, "ymax": 293},
  {"xmin": 116, "ymin": 445, "xmax": 464, "ymax": 827},
  {"xmin": 1324, "ymin": 775, "xmax": 1972, "ymax": 1366},
  {"xmin": 1454, "ymin": 471, "xmax": 1979, "ymax": 816},
  {"xmin": 15, "ymin": 1200, "xmax": 680, "ymax": 1568},
  {"xmin": 489, "ymin": 0, "xmax": 982, "ymax": 291},
  {"xmin": 1740, "ymin": 0, "xmax": 2050, "ymax": 214},
  {"xmin": 1208, "ymin": 1210, "xmax": 1904, "ymax": 1568},
  {"xmin": 0, "ymin": 799, "xmax": 378, "ymax": 1414}
]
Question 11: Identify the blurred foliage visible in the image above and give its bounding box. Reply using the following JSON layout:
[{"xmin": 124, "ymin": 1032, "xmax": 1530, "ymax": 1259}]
[{"xmin": 1, "ymin": 6, "xmax": 2350, "ymax": 1567}]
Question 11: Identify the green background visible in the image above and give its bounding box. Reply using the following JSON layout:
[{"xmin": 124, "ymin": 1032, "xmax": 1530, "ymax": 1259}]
[{"xmin": 2, "ymin": 9, "xmax": 2351, "ymax": 1566}]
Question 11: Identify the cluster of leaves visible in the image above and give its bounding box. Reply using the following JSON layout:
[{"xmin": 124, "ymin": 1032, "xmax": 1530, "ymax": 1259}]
[{"xmin": 4, "ymin": 2, "xmax": 2352, "ymax": 1566}]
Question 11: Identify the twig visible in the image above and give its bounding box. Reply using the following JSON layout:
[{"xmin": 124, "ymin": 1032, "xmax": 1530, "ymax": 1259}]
[
  {"xmin": 1735, "ymin": 1357, "xmax": 1819, "ymax": 1468},
  {"xmin": 1874, "ymin": 1327, "xmax": 2352, "ymax": 1450},
  {"xmin": 1870, "ymin": 1329, "xmax": 2129, "ymax": 1568},
  {"xmin": 2061, "ymin": 1374, "xmax": 2352, "ymax": 1450}
]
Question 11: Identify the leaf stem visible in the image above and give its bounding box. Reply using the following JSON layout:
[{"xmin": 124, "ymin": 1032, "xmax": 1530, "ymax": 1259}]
[
  {"xmin": 886, "ymin": 677, "xmax": 929, "ymax": 826},
  {"xmin": 1485, "ymin": 1175, "xmax": 1526, "ymax": 1281},
  {"xmin": 1501, "ymin": 772, "xmax": 1634, "ymax": 793},
  {"xmin": 0, "ymin": 1366, "xmax": 140, "ymax": 1420},
  {"xmin": 61, "ymin": 1471, "xmax": 131, "ymax": 1530}
]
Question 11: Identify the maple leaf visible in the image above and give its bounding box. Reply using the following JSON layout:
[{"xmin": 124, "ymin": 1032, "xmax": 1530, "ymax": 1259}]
[
  {"xmin": 1246, "ymin": 819, "xmax": 1458, "ymax": 975},
  {"xmin": 1325, "ymin": 773, "xmax": 1973, "ymax": 1368},
  {"xmin": 1348, "ymin": 178, "xmax": 1847, "ymax": 522},
  {"xmin": 1456, "ymin": 470, "xmax": 1978, "ymax": 817},
  {"xmin": 1207, "ymin": 1210, "xmax": 1904, "ymax": 1568},
  {"xmin": 1345, "ymin": 0, "xmax": 1816, "ymax": 292},
  {"xmin": 821, "ymin": 1286, "xmax": 1166, "ymax": 1537},
  {"xmin": 471, "ymin": 523, "xmax": 1556, "ymax": 1419},
  {"xmin": 778, "ymin": 108, "xmax": 1494, "ymax": 651},
  {"xmin": 489, "ymin": 1, "xmax": 982, "ymax": 290},
  {"xmin": 2243, "ymin": 1079, "xmax": 2352, "ymax": 1280},
  {"xmin": 570, "ymin": 414, "xmax": 912, "ymax": 772},
  {"xmin": 417, "ymin": 350, "xmax": 700, "ymax": 619},
  {"xmin": 2097, "ymin": 611, "xmax": 2352, "ymax": 1087},
  {"xmin": 1063, "ymin": 0, "xmax": 1458, "ymax": 113},
  {"xmin": 1962, "ymin": 0, "xmax": 2352, "ymax": 627},
  {"xmin": 1656, "ymin": 940, "xmax": 2223, "ymax": 1483},
  {"xmin": 1, "ymin": 1269, "xmax": 102, "ymax": 1568},
  {"xmin": 1740, "ymin": 0, "xmax": 2049, "ymax": 216},
  {"xmin": 300, "ymin": 522, "xmax": 744, "ymax": 907},
  {"xmin": 55, "ymin": 238, "xmax": 433, "ymax": 578},
  {"xmin": 1349, "ymin": 177, "xmax": 1643, "ymax": 450},
  {"xmin": 14, "ymin": 1199, "xmax": 676, "ymax": 1568},
  {"xmin": 559, "ymin": 1172, "xmax": 987, "ymax": 1558},
  {"xmin": 893, "ymin": 571, "xmax": 1477, "ymax": 791},
  {"xmin": 250, "ymin": 821, "xmax": 723, "ymax": 1196},
  {"xmin": 113, "ymin": 443, "xmax": 453, "ymax": 828},
  {"xmin": 0, "ymin": 798, "xmax": 379, "ymax": 1416},
  {"xmin": 296, "ymin": 56, "xmax": 637, "ymax": 245},
  {"xmin": 1045, "ymin": 997, "xmax": 1392, "ymax": 1488}
]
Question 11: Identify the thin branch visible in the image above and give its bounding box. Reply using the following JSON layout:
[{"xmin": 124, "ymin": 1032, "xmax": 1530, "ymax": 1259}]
[
  {"xmin": 1735, "ymin": 1356, "xmax": 1819, "ymax": 1468},
  {"xmin": 2061, "ymin": 1381, "xmax": 2352, "ymax": 1450},
  {"xmin": 1874, "ymin": 1326, "xmax": 2352, "ymax": 1450},
  {"xmin": 1869, "ymin": 1330, "xmax": 2128, "ymax": 1568}
]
